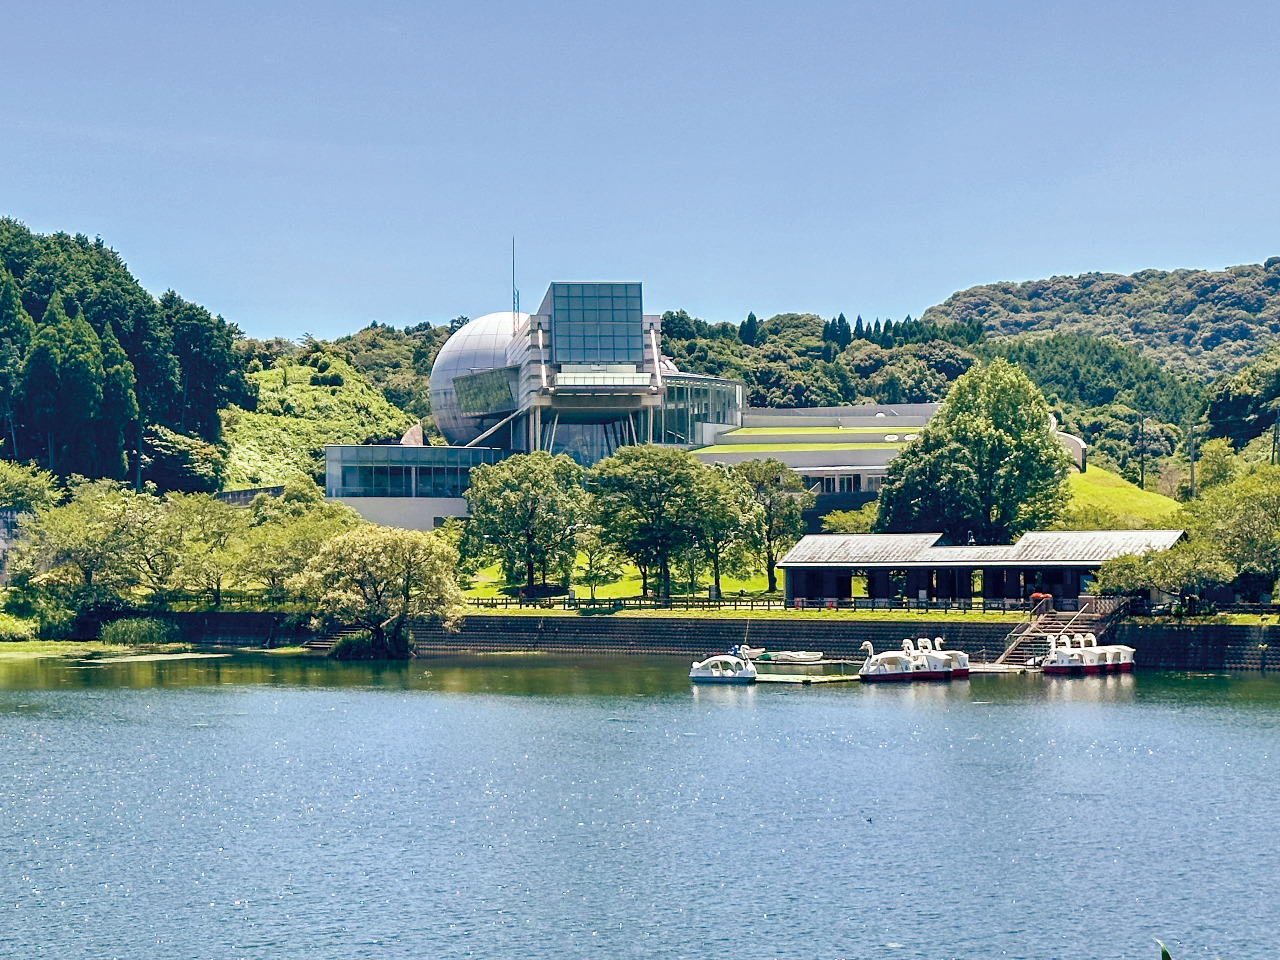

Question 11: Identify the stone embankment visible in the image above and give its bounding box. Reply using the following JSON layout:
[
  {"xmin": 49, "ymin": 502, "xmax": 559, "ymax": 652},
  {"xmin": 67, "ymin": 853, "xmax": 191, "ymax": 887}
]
[
  {"xmin": 147, "ymin": 611, "xmax": 1280, "ymax": 671},
  {"xmin": 411, "ymin": 616, "xmax": 1012, "ymax": 660}
]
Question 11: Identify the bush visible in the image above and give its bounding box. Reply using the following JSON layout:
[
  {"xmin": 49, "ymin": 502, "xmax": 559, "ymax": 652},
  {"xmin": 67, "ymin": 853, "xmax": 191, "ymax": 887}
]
[
  {"xmin": 99, "ymin": 617, "xmax": 179, "ymax": 646},
  {"xmin": 0, "ymin": 611, "xmax": 38, "ymax": 641},
  {"xmin": 328, "ymin": 630, "xmax": 374, "ymax": 660}
]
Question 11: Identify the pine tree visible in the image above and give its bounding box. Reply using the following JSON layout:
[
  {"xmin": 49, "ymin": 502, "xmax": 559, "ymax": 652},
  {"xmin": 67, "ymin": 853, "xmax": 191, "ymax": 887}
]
[
  {"xmin": 22, "ymin": 302, "xmax": 67, "ymax": 470},
  {"xmin": 58, "ymin": 307, "xmax": 105, "ymax": 476},
  {"xmin": 0, "ymin": 272, "xmax": 35, "ymax": 457},
  {"xmin": 854, "ymin": 315, "xmax": 864, "ymax": 340},
  {"xmin": 740, "ymin": 312, "xmax": 758, "ymax": 347},
  {"xmin": 96, "ymin": 320, "xmax": 138, "ymax": 478}
]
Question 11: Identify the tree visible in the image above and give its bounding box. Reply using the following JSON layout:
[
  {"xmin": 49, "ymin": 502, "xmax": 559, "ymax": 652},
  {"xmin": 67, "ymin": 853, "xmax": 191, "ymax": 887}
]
[
  {"xmin": 95, "ymin": 321, "xmax": 138, "ymax": 479},
  {"xmin": 690, "ymin": 466, "xmax": 761, "ymax": 597},
  {"xmin": 159, "ymin": 291, "xmax": 245, "ymax": 442},
  {"xmin": 731, "ymin": 458, "xmax": 814, "ymax": 592},
  {"xmin": 0, "ymin": 271, "xmax": 34, "ymax": 456},
  {"xmin": 1192, "ymin": 437, "xmax": 1240, "ymax": 493},
  {"xmin": 877, "ymin": 358, "xmax": 1071, "ymax": 543},
  {"xmin": 1181, "ymin": 466, "xmax": 1280, "ymax": 595},
  {"xmin": 1093, "ymin": 541, "xmax": 1234, "ymax": 600},
  {"xmin": 290, "ymin": 525, "xmax": 464, "ymax": 658},
  {"xmin": 236, "ymin": 482, "xmax": 363, "ymax": 601},
  {"xmin": 169, "ymin": 493, "xmax": 247, "ymax": 606},
  {"xmin": 821, "ymin": 501, "xmax": 878, "ymax": 533},
  {"xmin": 574, "ymin": 524, "xmax": 623, "ymax": 600},
  {"xmin": 6, "ymin": 480, "xmax": 145, "ymax": 629},
  {"xmin": 463, "ymin": 451, "xmax": 587, "ymax": 595},
  {"xmin": 588, "ymin": 446, "xmax": 704, "ymax": 599},
  {"xmin": 0, "ymin": 460, "xmax": 59, "ymax": 513},
  {"xmin": 740, "ymin": 312, "xmax": 758, "ymax": 347},
  {"xmin": 21, "ymin": 305, "xmax": 66, "ymax": 468}
]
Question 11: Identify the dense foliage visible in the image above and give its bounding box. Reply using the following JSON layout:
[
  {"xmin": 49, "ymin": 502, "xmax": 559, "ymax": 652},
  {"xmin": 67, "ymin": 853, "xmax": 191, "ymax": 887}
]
[
  {"xmin": 0, "ymin": 219, "xmax": 250, "ymax": 489},
  {"xmin": 331, "ymin": 321, "xmax": 452, "ymax": 426},
  {"xmin": 663, "ymin": 310, "xmax": 975, "ymax": 408},
  {"xmin": 5, "ymin": 477, "xmax": 361, "ymax": 631},
  {"xmin": 220, "ymin": 349, "xmax": 412, "ymax": 487},
  {"xmin": 877, "ymin": 360, "xmax": 1071, "ymax": 543},
  {"xmin": 923, "ymin": 258, "xmax": 1280, "ymax": 377}
]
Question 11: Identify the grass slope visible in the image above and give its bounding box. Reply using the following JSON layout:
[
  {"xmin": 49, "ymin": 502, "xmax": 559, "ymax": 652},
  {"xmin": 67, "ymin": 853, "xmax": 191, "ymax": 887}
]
[
  {"xmin": 1067, "ymin": 465, "xmax": 1180, "ymax": 526},
  {"xmin": 221, "ymin": 353, "xmax": 413, "ymax": 487},
  {"xmin": 696, "ymin": 441, "xmax": 906, "ymax": 455}
]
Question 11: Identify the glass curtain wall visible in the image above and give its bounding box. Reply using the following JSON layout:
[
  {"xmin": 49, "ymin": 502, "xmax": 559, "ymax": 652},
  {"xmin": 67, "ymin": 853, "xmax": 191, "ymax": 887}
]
[
  {"xmin": 550, "ymin": 283, "xmax": 643, "ymax": 364},
  {"xmin": 326, "ymin": 446, "xmax": 508, "ymax": 498},
  {"xmin": 656, "ymin": 376, "xmax": 742, "ymax": 444}
]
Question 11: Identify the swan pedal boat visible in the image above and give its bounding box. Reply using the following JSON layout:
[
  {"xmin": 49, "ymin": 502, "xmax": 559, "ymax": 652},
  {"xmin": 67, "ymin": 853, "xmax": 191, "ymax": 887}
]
[
  {"xmin": 1041, "ymin": 634, "xmax": 1136, "ymax": 676},
  {"xmin": 857, "ymin": 640, "xmax": 916, "ymax": 682},
  {"xmin": 689, "ymin": 654, "xmax": 757, "ymax": 684}
]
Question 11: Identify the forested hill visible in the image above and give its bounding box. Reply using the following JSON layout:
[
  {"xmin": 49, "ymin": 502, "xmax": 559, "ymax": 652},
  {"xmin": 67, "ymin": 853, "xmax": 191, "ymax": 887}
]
[
  {"xmin": 921, "ymin": 258, "xmax": 1280, "ymax": 377},
  {"xmin": 0, "ymin": 218, "xmax": 250, "ymax": 489}
]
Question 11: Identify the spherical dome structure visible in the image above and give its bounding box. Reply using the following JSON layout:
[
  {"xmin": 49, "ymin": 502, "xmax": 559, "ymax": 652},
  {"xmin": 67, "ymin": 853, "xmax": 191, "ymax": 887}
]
[{"xmin": 430, "ymin": 311, "xmax": 526, "ymax": 445}]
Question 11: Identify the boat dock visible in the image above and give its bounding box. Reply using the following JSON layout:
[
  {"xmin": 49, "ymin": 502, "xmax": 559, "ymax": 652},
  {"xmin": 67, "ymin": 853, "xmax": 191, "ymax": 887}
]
[{"xmin": 753, "ymin": 657, "xmax": 863, "ymax": 684}]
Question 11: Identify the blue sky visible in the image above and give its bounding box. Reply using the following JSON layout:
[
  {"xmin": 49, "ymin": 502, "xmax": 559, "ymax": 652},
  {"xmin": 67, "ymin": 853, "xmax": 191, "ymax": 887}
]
[{"xmin": 3, "ymin": 0, "xmax": 1278, "ymax": 339}]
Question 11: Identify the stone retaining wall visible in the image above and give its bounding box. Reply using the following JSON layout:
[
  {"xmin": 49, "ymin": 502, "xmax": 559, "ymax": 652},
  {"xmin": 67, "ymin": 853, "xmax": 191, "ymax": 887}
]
[{"xmin": 411, "ymin": 616, "xmax": 1014, "ymax": 659}]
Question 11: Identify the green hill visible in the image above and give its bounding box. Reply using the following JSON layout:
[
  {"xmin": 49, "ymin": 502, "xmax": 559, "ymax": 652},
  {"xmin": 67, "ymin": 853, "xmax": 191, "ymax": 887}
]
[
  {"xmin": 1064, "ymin": 466, "xmax": 1180, "ymax": 529},
  {"xmin": 221, "ymin": 351, "xmax": 412, "ymax": 488},
  {"xmin": 922, "ymin": 258, "xmax": 1280, "ymax": 377}
]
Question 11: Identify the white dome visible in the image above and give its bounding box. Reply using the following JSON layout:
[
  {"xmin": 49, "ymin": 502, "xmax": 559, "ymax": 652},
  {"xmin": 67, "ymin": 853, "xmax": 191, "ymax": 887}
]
[{"xmin": 430, "ymin": 311, "xmax": 527, "ymax": 445}]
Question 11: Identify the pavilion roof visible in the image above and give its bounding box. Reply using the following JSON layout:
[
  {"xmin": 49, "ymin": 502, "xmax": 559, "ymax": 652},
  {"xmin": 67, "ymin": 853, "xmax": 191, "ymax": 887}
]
[{"xmin": 777, "ymin": 529, "xmax": 1185, "ymax": 569}]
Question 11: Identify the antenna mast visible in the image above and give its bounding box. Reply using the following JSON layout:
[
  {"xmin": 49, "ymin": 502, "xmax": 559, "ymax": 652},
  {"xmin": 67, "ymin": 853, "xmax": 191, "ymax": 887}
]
[{"xmin": 511, "ymin": 236, "xmax": 520, "ymax": 334}]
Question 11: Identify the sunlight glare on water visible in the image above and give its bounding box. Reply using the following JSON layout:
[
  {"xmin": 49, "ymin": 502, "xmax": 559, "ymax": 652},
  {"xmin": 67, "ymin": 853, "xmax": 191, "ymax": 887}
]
[{"xmin": 1, "ymin": 654, "xmax": 1278, "ymax": 959}]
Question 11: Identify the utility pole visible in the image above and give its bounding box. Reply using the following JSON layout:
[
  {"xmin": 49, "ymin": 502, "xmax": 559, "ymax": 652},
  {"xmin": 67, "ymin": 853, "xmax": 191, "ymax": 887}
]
[
  {"xmin": 1272, "ymin": 414, "xmax": 1279, "ymax": 467},
  {"xmin": 1188, "ymin": 421, "xmax": 1196, "ymax": 500},
  {"xmin": 1139, "ymin": 415, "xmax": 1147, "ymax": 490}
]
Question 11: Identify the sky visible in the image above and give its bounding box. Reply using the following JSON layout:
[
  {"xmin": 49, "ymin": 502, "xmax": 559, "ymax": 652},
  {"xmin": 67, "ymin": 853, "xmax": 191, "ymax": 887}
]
[{"xmin": 3, "ymin": 0, "xmax": 1279, "ymax": 340}]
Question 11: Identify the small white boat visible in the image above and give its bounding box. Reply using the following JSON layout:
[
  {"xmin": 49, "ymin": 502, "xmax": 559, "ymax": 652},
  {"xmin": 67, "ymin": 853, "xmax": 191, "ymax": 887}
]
[
  {"xmin": 732, "ymin": 645, "xmax": 766, "ymax": 660},
  {"xmin": 930, "ymin": 636, "xmax": 970, "ymax": 678},
  {"xmin": 1042, "ymin": 635, "xmax": 1086, "ymax": 675},
  {"xmin": 755, "ymin": 650, "xmax": 824, "ymax": 663},
  {"xmin": 858, "ymin": 640, "xmax": 915, "ymax": 682},
  {"xmin": 689, "ymin": 654, "xmax": 757, "ymax": 684}
]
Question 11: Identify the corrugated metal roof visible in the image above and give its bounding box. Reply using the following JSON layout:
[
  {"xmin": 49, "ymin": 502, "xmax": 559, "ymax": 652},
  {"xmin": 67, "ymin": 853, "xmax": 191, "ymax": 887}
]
[
  {"xmin": 778, "ymin": 533, "xmax": 942, "ymax": 567},
  {"xmin": 1008, "ymin": 530, "xmax": 1185, "ymax": 564},
  {"xmin": 777, "ymin": 529, "xmax": 1185, "ymax": 569}
]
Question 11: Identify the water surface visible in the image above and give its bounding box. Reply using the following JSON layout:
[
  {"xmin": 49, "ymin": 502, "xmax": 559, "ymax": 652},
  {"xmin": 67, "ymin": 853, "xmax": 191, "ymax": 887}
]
[{"xmin": 2, "ymin": 653, "xmax": 1278, "ymax": 959}]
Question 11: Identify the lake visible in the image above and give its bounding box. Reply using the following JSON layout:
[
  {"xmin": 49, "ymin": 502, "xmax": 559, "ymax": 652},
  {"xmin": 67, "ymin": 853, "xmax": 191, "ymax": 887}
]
[{"xmin": 2, "ymin": 652, "xmax": 1278, "ymax": 959}]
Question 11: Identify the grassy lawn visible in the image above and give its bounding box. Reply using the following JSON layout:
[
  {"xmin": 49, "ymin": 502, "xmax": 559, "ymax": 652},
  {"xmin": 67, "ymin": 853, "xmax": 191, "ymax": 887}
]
[
  {"xmin": 695, "ymin": 441, "xmax": 907, "ymax": 455},
  {"xmin": 466, "ymin": 560, "xmax": 771, "ymax": 601},
  {"xmin": 1067, "ymin": 465, "xmax": 1180, "ymax": 525},
  {"xmin": 724, "ymin": 426, "xmax": 918, "ymax": 437}
]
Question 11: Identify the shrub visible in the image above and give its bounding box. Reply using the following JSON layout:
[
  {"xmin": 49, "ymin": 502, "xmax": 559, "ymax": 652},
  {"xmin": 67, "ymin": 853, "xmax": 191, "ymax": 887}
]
[
  {"xmin": 328, "ymin": 630, "xmax": 374, "ymax": 660},
  {"xmin": 99, "ymin": 617, "xmax": 179, "ymax": 646},
  {"xmin": 0, "ymin": 612, "xmax": 38, "ymax": 641}
]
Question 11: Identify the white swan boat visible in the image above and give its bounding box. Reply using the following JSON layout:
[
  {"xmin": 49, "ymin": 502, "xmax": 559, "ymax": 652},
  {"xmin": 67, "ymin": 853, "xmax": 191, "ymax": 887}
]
[
  {"xmin": 689, "ymin": 654, "xmax": 757, "ymax": 684},
  {"xmin": 927, "ymin": 636, "xmax": 970, "ymax": 678},
  {"xmin": 904, "ymin": 638, "xmax": 953, "ymax": 681},
  {"xmin": 1042, "ymin": 634, "xmax": 1135, "ymax": 675},
  {"xmin": 857, "ymin": 640, "xmax": 915, "ymax": 682}
]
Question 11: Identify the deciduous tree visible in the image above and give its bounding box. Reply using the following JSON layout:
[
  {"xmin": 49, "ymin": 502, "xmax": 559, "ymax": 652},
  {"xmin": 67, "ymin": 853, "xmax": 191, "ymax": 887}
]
[
  {"xmin": 877, "ymin": 359, "xmax": 1070, "ymax": 543},
  {"xmin": 463, "ymin": 451, "xmax": 587, "ymax": 595},
  {"xmin": 588, "ymin": 446, "xmax": 703, "ymax": 599},
  {"xmin": 732, "ymin": 458, "xmax": 813, "ymax": 593},
  {"xmin": 290, "ymin": 525, "xmax": 464, "ymax": 658}
]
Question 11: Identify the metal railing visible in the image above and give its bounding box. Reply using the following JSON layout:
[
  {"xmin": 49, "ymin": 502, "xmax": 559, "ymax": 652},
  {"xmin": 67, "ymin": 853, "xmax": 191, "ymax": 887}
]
[{"xmin": 466, "ymin": 595, "xmax": 1031, "ymax": 613}]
